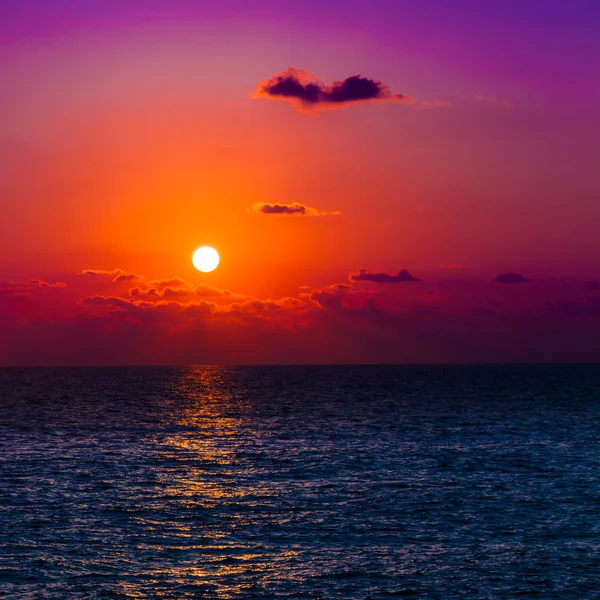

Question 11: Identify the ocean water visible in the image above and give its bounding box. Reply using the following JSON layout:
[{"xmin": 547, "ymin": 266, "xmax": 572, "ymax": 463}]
[{"xmin": 1, "ymin": 365, "xmax": 599, "ymax": 599}]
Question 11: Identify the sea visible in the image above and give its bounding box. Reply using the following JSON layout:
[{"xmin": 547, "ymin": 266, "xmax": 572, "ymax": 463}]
[{"xmin": 1, "ymin": 365, "xmax": 599, "ymax": 599}]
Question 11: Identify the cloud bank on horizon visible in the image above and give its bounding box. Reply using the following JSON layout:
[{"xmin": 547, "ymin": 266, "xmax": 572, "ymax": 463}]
[{"xmin": 2, "ymin": 267, "xmax": 600, "ymax": 365}]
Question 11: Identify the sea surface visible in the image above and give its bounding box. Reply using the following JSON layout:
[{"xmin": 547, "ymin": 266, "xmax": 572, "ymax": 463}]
[{"xmin": 1, "ymin": 365, "xmax": 599, "ymax": 599}]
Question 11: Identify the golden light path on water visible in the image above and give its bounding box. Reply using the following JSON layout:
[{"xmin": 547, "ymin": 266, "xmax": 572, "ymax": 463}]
[{"xmin": 115, "ymin": 366, "xmax": 302, "ymax": 598}]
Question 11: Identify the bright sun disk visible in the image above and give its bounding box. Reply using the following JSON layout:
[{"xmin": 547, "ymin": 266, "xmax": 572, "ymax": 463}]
[{"xmin": 192, "ymin": 246, "xmax": 220, "ymax": 272}]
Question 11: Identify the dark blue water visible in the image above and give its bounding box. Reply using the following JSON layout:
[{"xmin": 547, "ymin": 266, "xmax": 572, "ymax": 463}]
[{"xmin": 1, "ymin": 365, "xmax": 599, "ymax": 598}]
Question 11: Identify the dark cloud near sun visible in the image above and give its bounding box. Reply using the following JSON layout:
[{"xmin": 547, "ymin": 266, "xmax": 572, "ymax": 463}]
[
  {"xmin": 493, "ymin": 273, "xmax": 530, "ymax": 284},
  {"xmin": 350, "ymin": 269, "xmax": 421, "ymax": 283},
  {"xmin": 250, "ymin": 202, "xmax": 340, "ymax": 217},
  {"xmin": 254, "ymin": 68, "xmax": 413, "ymax": 112}
]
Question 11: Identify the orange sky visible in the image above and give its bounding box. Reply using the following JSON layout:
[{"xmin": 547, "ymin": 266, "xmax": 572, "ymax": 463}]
[{"xmin": 2, "ymin": 2, "xmax": 600, "ymax": 364}]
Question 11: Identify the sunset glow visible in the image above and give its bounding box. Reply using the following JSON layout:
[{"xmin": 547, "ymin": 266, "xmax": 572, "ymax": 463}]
[
  {"xmin": 3, "ymin": 5, "xmax": 599, "ymax": 598},
  {"xmin": 1, "ymin": 0, "xmax": 599, "ymax": 365}
]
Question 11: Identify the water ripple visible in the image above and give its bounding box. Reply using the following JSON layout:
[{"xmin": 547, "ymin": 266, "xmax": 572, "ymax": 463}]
[{"xmin": 1, "ymin": 365, "xmax": 599, "ymax": 598}]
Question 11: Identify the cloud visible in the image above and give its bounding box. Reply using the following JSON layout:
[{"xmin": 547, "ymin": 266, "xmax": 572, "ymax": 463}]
[
  {"xmin": 310, "ymin": 284, "xmax": 377, "ymax": 311},
  {"xmin": 493, "ymin": 273, "xmax": 530, "ymax": 284},
  {"xmin": 129, "ymin": 287, "xmax": 157, "ymax": 298},
  {"xmin": 82, "ymin": 295, "xmax": 133, "ymax": 309},
  {"xmin": 195, "ymin": 284, "xmax": 244, "ymax": 299},
  {"xmin": 144, "ymin": 277, "xmax": 188, "ymax": 290},
  {"xmin": 113, "ymin": 272, "xmax": 144, "ymax": 283},
  {"xmin": 253, "ymin": 68, "xmax": 413, "ymax": 112},
  {"xmin": 349, "ymin": 269, "xmax": 421, "ymax": 283},
  {"xmin": 129, "ymin": 286, "xmax": 194, "ymax": 300},
  {"xmin": 250, "ymin": 202, "xmax": 340, "ymax": 217},
  {"xmin": 28, "ymin": 279, "xmax": 67, "ymax": 288},
  {"xmin": 127, "ymin": 277, "xmax": 195, "ymax": 300},
  {"xmin": 81, "ymin": 295, "xmax": 218, "ymax": 326},
  {"xmin": 79, "ymin": 269, "xmax": 143, "ymax": 284},
  {"xmin": 0, "ymin": 280, "xmax": 67, "ymax": 296},
  {"xmin": 163, "ymin": 287, "xmax": 195, "ymax": 298},
  {"xmin": 129, "ymin": 281, "xmax": 243, "ymax": 302},
  {"xmin": 80, "ymin": 269, "xmax": 121, "ymax": 278},
  {"xmin": 80, "ymin": 291, "xmax": 314, "ymax": 328}
]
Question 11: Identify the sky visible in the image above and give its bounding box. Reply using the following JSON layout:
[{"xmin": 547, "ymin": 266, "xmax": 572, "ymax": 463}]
[{"xmin": 1, "ymin": 0, "xmax": 600, "ymax": 365}]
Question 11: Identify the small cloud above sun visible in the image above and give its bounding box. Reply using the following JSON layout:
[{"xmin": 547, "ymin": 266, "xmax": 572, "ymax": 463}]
[{"xmin": 192, "ymin": 246, "xmax": 220, "ymax": 273}]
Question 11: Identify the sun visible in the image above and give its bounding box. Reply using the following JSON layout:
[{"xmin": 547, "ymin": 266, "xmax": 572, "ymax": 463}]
[{"xmin": 192, "ymin": 246, "xmax": 220, "ymax": 273}]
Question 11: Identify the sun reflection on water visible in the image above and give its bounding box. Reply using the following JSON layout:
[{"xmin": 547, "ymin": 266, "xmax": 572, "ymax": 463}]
[{"xmin": 115, "ymin": 366, "xmax": 300, "ymax": 598}]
